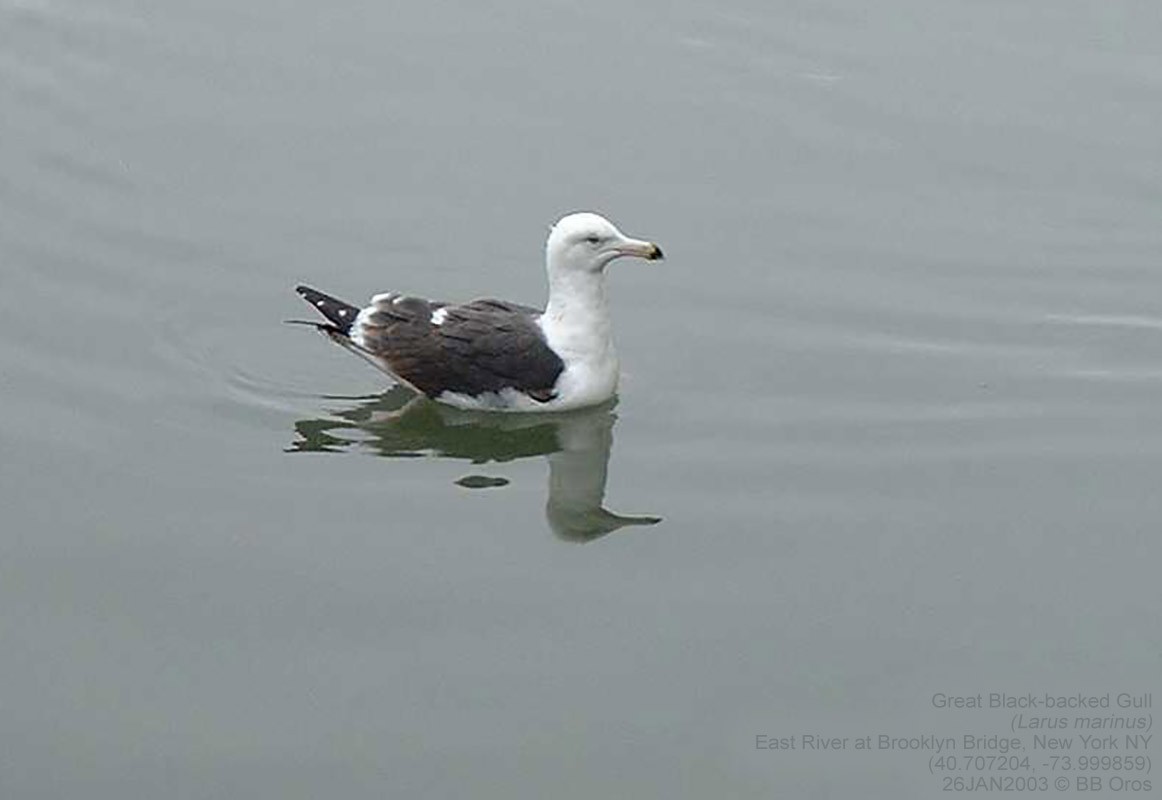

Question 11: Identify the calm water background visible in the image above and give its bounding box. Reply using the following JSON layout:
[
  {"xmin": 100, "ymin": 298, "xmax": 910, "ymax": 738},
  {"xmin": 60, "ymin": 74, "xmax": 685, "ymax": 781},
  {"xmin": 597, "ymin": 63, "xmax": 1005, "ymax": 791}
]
[{"xmin": 3, "ymin": 0, "xmax": 1160, "ymax": 796}]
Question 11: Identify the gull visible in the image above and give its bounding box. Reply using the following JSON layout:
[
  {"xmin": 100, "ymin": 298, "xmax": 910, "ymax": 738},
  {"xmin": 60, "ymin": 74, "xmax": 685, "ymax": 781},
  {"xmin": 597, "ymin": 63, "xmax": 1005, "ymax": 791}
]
[{"xmin": 294, "ymin": 212, "xmax": 663, "ymax": 412}]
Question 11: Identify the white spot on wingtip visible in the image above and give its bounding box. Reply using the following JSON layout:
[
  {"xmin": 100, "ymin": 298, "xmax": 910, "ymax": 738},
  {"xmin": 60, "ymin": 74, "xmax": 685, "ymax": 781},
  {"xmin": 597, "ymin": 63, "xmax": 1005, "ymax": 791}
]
[
  {"xmin": 316, "ymin": 299, "xmax": 325, "ymax": 307},
  {"xmin": 338, "ymin": 309, "xmax": 347, "ymax": 317}
]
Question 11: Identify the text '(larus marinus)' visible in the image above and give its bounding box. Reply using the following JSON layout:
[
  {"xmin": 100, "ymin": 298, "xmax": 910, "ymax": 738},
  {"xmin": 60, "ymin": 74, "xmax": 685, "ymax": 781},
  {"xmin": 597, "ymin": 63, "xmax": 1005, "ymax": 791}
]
[{"xmin": 294, "ymin": 212, "xmax": 664, "ymax": 412}]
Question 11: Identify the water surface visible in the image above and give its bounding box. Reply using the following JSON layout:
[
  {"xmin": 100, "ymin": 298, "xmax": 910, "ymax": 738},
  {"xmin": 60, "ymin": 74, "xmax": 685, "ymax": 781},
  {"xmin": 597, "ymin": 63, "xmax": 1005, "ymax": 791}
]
[{"xmin": 3, "ymin": 0, "xmax": 1160, "ymax": 796}]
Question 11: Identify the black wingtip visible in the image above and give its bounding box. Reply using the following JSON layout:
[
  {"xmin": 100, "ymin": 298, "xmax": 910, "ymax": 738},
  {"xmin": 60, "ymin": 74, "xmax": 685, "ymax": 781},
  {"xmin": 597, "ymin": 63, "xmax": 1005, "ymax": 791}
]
[{"xmin": 295, "ymin": 284, "xmax": 361, "ymax": 334}]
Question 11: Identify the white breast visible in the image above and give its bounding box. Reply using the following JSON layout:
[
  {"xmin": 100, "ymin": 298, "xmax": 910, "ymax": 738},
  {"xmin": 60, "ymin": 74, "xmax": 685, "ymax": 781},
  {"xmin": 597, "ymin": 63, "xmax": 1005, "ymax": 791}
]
[{"xmin": 538, "ymin": 312, "xmax": 619, "ymax": 410}]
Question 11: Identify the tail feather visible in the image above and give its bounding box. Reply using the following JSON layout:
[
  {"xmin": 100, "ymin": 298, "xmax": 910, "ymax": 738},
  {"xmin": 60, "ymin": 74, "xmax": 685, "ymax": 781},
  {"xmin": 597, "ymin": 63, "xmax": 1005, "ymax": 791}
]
[{"xmin": 295, "ymin": 285, "xmax": 361, "ymax": 335}]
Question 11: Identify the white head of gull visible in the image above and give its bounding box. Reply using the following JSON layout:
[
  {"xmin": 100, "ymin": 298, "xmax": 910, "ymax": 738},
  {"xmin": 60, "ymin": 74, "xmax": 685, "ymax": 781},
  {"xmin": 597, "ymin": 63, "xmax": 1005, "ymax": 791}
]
[{"xmin": 294, "ymin": 211, "xmax": 663, "ymax": 412}]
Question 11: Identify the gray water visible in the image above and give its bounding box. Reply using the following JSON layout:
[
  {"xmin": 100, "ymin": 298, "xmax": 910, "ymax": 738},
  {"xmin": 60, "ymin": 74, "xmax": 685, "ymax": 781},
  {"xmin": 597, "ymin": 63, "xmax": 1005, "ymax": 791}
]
[{"xmin": 3, "ymin": 1, "xmax": 1160, "ymax": 797}]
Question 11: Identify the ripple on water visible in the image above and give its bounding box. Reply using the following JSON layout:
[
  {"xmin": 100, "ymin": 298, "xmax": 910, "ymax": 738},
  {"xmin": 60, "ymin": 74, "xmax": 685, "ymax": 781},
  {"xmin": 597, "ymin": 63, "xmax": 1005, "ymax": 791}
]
[
  {"xmin": 1039, "ymin": 313, "xmax": 1162, "ymax": 384},
  {"xmin": 154, "ymin": 310, "xmax": 378, "ymax": 423}
]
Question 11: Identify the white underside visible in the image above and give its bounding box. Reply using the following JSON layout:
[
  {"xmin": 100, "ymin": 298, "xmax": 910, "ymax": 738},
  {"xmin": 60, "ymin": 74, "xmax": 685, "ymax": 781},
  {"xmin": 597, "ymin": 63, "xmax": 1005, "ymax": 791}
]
[{"xmin": 434, "ymin": 388, "xmax": 555, "ymax": 412}]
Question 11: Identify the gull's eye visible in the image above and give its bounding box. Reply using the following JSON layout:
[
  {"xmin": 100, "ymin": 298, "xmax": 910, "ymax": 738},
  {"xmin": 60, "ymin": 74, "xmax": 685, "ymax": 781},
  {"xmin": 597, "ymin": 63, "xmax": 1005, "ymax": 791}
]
[{"xmin": 585, "ymin": 235, "xmax": 601, "ymax": 245}]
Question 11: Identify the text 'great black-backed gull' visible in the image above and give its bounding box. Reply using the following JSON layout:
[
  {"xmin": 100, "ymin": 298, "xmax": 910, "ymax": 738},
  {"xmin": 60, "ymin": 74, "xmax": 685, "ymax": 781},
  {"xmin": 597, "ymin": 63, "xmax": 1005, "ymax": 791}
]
[{"xmin": 294, "ymin": 212, "xmax": 664, "ymax": 412}]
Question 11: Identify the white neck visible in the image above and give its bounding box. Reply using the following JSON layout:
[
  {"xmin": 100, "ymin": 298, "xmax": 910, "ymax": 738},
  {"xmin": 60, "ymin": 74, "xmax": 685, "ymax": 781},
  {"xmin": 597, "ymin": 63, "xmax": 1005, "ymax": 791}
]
[{"xmin": 541, "ymin": 266, "xmax": 614, "ymax": 363}]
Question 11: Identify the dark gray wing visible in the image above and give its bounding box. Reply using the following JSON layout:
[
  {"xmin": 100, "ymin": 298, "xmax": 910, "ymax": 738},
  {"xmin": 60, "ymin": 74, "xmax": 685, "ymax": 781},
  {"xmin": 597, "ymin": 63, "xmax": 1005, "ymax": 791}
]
[{"xmin": 358, "ymin": 296, "xmax": 565, "ymax": 402}]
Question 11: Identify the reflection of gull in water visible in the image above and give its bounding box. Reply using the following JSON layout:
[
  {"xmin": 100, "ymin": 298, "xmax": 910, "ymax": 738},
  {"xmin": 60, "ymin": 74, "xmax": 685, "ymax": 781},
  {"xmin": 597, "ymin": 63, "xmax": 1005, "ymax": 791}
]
[
  {"xmin": 544, "ymin": 408, "xmax": 662, "ymax": 542},
  {"xmin": 288, "ymin": 390, "xmax": 661, "ymax": 542}
]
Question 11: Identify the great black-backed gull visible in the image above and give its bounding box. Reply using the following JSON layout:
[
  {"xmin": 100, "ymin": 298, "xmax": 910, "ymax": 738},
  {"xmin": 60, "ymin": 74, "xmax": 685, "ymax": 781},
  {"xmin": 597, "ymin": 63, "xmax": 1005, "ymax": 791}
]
[{"xmin": 294, "ymin": 212, "xmax": 664, "ymax": 412}]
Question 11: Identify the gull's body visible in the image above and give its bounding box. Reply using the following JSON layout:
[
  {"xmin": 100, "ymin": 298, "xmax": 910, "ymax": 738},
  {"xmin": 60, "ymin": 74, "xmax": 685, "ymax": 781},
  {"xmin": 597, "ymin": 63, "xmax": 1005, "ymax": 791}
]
[{"xmin": 295, "ymin": 212, "xmax": 663, "ymax": 412}]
